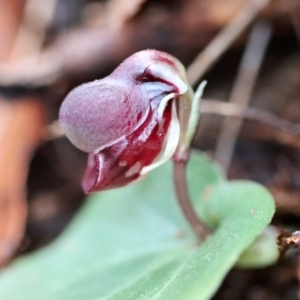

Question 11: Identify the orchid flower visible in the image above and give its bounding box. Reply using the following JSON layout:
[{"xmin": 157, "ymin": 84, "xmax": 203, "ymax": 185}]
[{"xmin": 59, "ymin": 50, "xmax": 205, "ymax": 193}]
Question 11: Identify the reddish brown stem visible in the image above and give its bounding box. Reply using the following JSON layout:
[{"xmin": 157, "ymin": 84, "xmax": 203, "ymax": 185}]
[{"xmin": 173, "ymin": 159, "xmax": 210, "ymax": 240}]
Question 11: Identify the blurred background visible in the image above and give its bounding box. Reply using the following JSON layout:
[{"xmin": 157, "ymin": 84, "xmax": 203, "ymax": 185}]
[{"xmin": 0, "ymin": 0, "xmax": 300, "ymax": 299}]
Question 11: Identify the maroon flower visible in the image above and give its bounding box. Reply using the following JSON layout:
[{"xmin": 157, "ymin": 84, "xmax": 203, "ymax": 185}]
[{"xmin": 59, "ymin": 50, "xmax": 198, "ymax": 193}]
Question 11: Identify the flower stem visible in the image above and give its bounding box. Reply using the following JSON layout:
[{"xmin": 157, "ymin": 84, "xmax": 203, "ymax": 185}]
[{"xmin": 173, "ymin": 158, "xmax": 210, "ymax": 240}]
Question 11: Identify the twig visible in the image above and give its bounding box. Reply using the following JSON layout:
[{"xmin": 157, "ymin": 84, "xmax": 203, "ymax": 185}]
[
  {"xmin": 187, "ymin": 0, "xmax": 271, "ymax": 86},
  {"xmin": 201, "ymin": 99, "xmax": 300, "ymax": 151},
  {"xmin": 201, "ymin": 100, "xmax": 300, "ymax": 137},
  {"xmin": 215, "ymin": 20, "xmax": 272, "ymax": 172}
]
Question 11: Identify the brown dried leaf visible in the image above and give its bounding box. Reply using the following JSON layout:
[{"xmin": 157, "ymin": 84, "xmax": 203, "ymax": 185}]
[
  {"xmin": 106, "ymin": 0, "xmax": 147, "ymax": 29},
  {"xmin": 0, "ymin": 98, "xmax": 45, "ymax": 265}
]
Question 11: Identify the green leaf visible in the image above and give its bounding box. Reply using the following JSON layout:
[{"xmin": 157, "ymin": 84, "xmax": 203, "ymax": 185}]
[{"xmin": 0, "ymin": 151, "xmax": 274, "ymax": 300}]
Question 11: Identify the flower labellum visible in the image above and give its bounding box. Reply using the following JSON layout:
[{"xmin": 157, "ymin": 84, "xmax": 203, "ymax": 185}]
[{"xmin": 59, "ymin": 50, "xmax": 204, "ymax": 193}]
